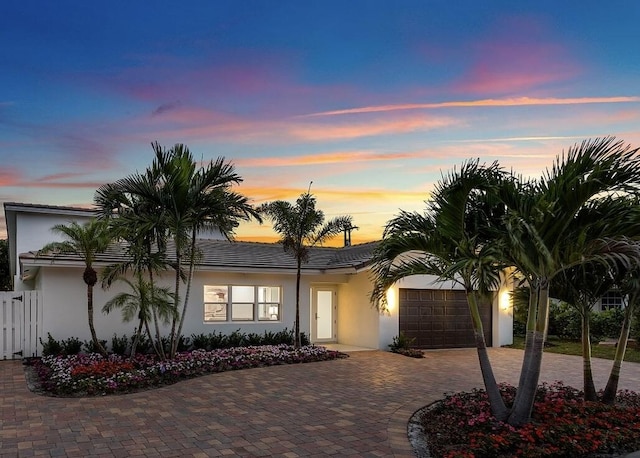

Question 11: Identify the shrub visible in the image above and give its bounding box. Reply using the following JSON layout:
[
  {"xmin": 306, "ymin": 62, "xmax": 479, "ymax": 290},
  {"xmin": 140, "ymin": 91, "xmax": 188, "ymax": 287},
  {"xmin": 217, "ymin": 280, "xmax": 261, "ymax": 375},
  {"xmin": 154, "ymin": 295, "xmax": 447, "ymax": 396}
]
[
  {"xmin": 245, "ymin": 332, "xmax": 263, "ymax": 346},
  {"xmin": 591, "ymin": 307, "xmax": 624, "ymax": 340},
  {"xmin": 191, "ymin": 333, "xmax": 211, "ymax": 350},
  {"xmin": 226, "ymin": 329, "xmax": 246, "ymax": 348},
  {"xmin": 111, "ymin": 334, "xmax": 129, "ymax": 356},
  {"xmin": 300, "ymin": 331, "xmax": 310, "ymax": 346},
  {"xmin": 208, "ymin": 331, "xmax": 227, "ymax": 349},
  {"xmin": 40, "ymin": 333, "xmax": 63, "ymax": 357},
  {"xmin": 131, "ymin": 333, "xmax": 152, "ymax": 355},
  {"xmin": 60, "ymin": 337, "xmax": 83, "ymax": 355},
  {"xmin": 83, "ymin": 339, "xmax": 108, "ymax": 354},
  {"xmin": 389, "ymin": 332, "xmax": 424, "ymax": 358},
  {"xmin": 389, "ymin": 331, "xmax": 415, "ymax": 352},
  {"xmin": 548, "ymin": 301, "xmax": 582, "ymax": 340}
]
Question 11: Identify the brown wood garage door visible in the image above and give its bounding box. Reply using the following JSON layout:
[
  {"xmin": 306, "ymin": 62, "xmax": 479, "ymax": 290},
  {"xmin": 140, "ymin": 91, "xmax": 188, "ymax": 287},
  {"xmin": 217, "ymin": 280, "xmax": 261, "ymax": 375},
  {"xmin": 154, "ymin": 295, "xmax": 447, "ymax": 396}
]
[{"xmin": 399, "ymin": 289, "xmax": 492, "ymax": 349}]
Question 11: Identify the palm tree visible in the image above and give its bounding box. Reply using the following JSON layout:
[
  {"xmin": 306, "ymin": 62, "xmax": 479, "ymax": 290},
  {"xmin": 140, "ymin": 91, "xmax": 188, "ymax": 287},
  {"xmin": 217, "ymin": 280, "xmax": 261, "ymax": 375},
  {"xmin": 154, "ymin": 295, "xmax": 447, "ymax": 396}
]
[
  {"xmin": 102, "ymin": 273, "xmax": 176, "ymax": 357},
  {"xmin": 602, "ymin": 261, "xmax": 640, "ymax": 403},
  {"xmin": 38, "ymin": 219, "xmax": 113, "ymax": 357},
  {"xmin": 551, "ymin": 263, "xmax": 616, "ymax": 401},
  {"xmin": 260, "ymin": 191, "xmax": 353, "ymax": 348},
  {"xmin": 96, "ymin": 142, "xmax": 260, "ymax": 359},
  {"xmin": 146, "ymin": 143, "xmax": 261, "ymax": 357},
  {"xmin": 95, "ymin": 177, "xmax": 173, "ymax": 359},
  {"xmin": 370, "ymin": 160, "xmax": 510, "ymax": 420},
  {"xmin": 501, "ymin": 137, "xmax": 640, "ymax": 425}
]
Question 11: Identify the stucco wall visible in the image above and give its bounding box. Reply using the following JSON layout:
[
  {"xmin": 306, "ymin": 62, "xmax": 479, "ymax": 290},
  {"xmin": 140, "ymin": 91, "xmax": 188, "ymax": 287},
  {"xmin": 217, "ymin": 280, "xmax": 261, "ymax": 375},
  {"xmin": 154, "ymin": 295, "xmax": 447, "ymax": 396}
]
[
  {"xmin": 336, "ymin": 271, "xmax": 380, "ymax": 348},
  {"xmin": 35, "ymin": 265, "xmax": 362, "ymax": 347}
]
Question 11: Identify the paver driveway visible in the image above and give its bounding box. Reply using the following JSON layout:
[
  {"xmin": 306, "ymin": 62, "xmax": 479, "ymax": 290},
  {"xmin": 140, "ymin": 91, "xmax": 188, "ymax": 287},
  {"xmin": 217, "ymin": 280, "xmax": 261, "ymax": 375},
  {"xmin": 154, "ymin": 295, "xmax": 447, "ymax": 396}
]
[{"xmin": 1, "ymin": 348, "xmax": 640, "ymax": 457}]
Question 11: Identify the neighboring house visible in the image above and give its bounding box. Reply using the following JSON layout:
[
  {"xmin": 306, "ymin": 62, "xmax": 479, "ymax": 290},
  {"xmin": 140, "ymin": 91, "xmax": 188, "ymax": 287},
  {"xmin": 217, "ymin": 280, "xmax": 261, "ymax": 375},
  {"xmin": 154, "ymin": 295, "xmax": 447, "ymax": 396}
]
[{"xmin": 3, "ymin": 202, "xmax": 514, "ymax": 357}]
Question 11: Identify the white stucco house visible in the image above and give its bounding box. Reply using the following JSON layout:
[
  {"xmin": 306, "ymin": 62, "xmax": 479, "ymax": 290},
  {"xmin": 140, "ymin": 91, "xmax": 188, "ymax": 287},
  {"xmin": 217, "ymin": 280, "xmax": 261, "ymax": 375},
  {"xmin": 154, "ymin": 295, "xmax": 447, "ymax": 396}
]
[{"xmin": 2, "ymin": 202, "xmax": 514, "ymax": 358}]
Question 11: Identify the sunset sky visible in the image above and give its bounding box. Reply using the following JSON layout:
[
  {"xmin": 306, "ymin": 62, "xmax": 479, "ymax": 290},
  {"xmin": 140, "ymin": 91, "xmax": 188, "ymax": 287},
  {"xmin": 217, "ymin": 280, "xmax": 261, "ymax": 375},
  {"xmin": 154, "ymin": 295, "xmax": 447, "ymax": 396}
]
[{"xmin": 2, "ymin": 1, "xmax": 639, "ymax": 244}]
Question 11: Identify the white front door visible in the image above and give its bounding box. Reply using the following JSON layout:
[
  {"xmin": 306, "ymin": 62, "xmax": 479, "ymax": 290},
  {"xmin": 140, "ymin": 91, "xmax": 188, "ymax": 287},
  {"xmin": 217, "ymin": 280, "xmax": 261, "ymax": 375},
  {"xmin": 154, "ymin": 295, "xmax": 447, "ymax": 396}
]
[{"xmin": 311, "ymin": 287, "xmax": 337, "ymax": 342}]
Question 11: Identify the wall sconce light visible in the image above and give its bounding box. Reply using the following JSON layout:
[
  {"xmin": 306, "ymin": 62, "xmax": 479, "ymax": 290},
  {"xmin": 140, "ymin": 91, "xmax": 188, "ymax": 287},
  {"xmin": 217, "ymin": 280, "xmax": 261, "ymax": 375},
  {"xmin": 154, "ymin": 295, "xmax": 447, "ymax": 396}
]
[
  {"xmin": 500, "ymin": 291, "xmax": 512, "ymax": 311},
  {"xmin": 385, "ymin": 288, "xmax": 396, "ymax": 312}
]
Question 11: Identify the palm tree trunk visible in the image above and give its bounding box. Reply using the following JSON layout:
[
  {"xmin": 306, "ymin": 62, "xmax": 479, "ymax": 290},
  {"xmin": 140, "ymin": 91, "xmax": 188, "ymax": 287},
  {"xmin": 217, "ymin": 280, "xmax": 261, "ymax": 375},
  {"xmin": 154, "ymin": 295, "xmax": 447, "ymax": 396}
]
[
  {"xmin": 511, "ymin": 283, "xmax": 539, "ymax": 419},
  {"xmin": 508, "ymin": 279, "xmax": 549, "ymax": 426},
  {"xmin": 295, "ymin": 258, "xmax": 302, "ymax": 348},
  {"xmin": 172, "ymin": 229, "xmax": 197, "ymax": 357},
  {"xmin": 602, "ymin": 298, "xmax": 635, "ymax": 404},
  {"xmin": 581, "ymin": 311, "xmax": 597, "ymax": 401},
  {"xmin": 131, "ymin": 317, "xmax": 144, "ymax": 358},
  {"xmin": 169, "ymin": 250, "xmax": 182, "ymax": 358},
  {"xmin": 144, "ymin": 319, "xmax": 162, "ymax": 358},
  {"xmin": 148, "ymin": 268, "xmax": 166, "ymax": 360},
  {"xmin": 87, "ymin": 283, "xmax": 108, "ymax": 357},
  {"xmin": 466, "ymin": 291, "xmax": 508, "ymax": 421}
]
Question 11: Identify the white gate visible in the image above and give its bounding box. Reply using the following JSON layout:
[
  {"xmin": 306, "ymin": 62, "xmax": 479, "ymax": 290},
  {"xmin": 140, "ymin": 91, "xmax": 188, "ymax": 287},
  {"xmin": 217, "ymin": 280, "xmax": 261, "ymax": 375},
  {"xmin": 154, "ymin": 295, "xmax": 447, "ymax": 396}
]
[{"xmin": 1, "ymin": 291, "xmax": 43, "ymax": 359}]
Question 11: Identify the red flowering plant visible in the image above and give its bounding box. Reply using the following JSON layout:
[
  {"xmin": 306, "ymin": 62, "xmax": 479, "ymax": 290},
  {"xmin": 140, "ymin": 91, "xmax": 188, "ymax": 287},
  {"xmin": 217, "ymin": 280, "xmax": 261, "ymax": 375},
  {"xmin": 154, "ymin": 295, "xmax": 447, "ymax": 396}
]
[
  {"xmin": 422, "ymin": 382, "xmax": 640, "ymax": 458},
  {"xmin": 33, "ymin": 344, "xmax": 346, "ymax": 396}
]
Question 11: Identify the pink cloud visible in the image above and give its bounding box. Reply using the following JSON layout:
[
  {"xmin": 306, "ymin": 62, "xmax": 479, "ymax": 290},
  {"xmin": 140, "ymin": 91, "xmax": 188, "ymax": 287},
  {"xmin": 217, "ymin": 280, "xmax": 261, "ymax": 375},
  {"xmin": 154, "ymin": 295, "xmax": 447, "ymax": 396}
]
[
  {"xmin": 136, "ymin": 104, "xmax": 456, "ymax": 144},
  {"xmin": 301, "ymin": 97, "xmax": 640, "ymax": 117},
  {"xmin": 451, "ymin": 17, "xmax": 581, "ymax": 95},
  {"xmin": 236, "ymin": 150, "xmax": 425, "ymax": 167},
  {"xmin": 0, "ymin": 167, "xmax": 24, "ymax": 186}
]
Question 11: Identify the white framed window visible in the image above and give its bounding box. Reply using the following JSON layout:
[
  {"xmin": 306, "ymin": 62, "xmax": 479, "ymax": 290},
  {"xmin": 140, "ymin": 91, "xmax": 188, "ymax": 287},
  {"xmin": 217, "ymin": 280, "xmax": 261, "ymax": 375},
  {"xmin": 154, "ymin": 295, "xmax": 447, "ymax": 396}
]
[
  {"xmin": 601, "ymin": 291, "xmax": 624, "ymax": 310},
  {"xmin": 204, "ymin": 285, "xmax": 281, "ymax": 322},
  {"xmin": 231, "ymin": 286, "xmax": 255, "ymax": 321},
  {"xmin": 258, "ymin": 286, "xmax": 281, "ymax": 321},
  {"xmin": 204, "ymin": 286, "xmax": 228, "ymax": 321}
]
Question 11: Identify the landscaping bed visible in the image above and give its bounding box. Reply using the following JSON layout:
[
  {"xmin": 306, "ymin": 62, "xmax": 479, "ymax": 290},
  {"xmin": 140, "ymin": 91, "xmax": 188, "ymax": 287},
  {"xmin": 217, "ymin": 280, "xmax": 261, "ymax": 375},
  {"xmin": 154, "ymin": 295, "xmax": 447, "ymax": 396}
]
[
  {"xmin": 420, "ymin": 382, "xmax": 640, "ymax": 458},
  {"xmin": 27, "ymin": 344, "xmax": 346, "ymax": 397}
]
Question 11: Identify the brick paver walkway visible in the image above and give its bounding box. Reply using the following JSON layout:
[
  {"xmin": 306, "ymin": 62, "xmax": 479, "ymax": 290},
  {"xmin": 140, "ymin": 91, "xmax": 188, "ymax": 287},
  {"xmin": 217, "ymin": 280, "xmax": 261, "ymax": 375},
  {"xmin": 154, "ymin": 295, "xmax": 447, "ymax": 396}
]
[{"xmin": 1, "ymin": 348, "xmax": 639, "ymax": 457}]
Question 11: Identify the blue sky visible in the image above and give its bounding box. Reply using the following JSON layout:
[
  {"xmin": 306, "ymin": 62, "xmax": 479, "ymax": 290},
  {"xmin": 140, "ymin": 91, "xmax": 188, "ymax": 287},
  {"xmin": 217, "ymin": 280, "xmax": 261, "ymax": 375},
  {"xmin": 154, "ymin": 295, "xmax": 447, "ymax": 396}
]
[{"xmin": 2, "ymin": 1, "xmax": 639, "ymax": 243}]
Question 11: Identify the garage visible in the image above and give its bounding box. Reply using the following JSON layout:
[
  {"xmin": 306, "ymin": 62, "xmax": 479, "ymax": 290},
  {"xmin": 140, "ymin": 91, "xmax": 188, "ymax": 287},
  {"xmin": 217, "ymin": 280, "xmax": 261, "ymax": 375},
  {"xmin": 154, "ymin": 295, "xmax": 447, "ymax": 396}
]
[{"xmin": 399, "ymin": 288, "xmax": 492, "ymax": 349}]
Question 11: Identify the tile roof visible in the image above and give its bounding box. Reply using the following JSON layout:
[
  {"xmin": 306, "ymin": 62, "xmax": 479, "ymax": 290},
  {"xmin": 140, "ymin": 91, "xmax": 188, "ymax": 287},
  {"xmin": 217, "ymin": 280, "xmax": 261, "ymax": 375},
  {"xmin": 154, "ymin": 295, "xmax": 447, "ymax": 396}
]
[{"xmin": 22, "ymin": 239, "xmax": 379, "ymax": 274}]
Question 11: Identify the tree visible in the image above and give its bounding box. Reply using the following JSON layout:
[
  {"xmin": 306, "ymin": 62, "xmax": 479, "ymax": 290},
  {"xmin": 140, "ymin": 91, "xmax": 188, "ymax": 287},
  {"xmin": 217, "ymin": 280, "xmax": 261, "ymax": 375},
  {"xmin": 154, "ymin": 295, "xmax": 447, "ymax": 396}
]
[
  {"xmin": 96, "ymin": 141, "xmax": 260, "ymax": 359},
  {"xmin": 602, "ymin": 265, "xmax": 640, "ymax": 403},
  {"xmin": 260, "ymin": 191, "xmax": 352, "ymax": 348},
  {"xmin": 102, "ymin": 273, "xmax": 175, "ymax": 357},
  {"xmin": 549, "ymin": 197, "xmax": 640, "ymax": 401},
  {"xmin": 370, "ymin": 160, "xmax": 510, "ymax": 420},
  {"xmin": 38, "ymin": 219, "xmax": 114, "ymax": 357},
  {"xmin": 500, "ymin": 137, "xmax": 640, "ymax": 425}
]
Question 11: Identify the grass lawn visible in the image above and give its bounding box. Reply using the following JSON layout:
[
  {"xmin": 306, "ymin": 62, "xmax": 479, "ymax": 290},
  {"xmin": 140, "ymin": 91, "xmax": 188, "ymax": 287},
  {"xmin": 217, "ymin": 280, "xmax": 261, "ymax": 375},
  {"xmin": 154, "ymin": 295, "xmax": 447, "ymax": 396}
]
[{"xmin": 507, "ymin": 335, "xmax": 640, "ymax": 363}]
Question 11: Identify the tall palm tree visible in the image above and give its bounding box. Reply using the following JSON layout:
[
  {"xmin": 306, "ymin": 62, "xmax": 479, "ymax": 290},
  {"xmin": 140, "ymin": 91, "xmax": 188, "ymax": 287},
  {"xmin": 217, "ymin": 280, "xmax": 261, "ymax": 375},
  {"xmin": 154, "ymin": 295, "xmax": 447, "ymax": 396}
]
[
  {"xmin": 97, "ymin": 142, "xmax": 260, "ymax": 359},
  {"xmin": 370, "ymin": 160, "xmax": 510, "ymax": 420},
  {"xmin": 38, "ymin": 219, "xmax": 113, "ymax": 357},
  {"xmin": 260, "ymin": 191, "xmax": 352, "ymax": 348},
  {"xmin": 95, "ymin": 177, "xmax": 173, "ymax": 359},
  {"xmin": 501, "ymin": 137, "xmax": 640, "ymax": 425}
]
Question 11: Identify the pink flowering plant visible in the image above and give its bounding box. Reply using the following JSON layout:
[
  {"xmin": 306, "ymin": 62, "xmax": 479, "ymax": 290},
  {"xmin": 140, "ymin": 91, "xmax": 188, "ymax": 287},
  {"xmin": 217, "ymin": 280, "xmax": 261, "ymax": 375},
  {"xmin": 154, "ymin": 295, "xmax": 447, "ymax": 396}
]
[
  {"xmin": 422, "ymin": 382, "xmax": 640, "ymax": 457},
  {"xmin": 34, "ymin": 344, "xmax": 345, "ymax": 396}
]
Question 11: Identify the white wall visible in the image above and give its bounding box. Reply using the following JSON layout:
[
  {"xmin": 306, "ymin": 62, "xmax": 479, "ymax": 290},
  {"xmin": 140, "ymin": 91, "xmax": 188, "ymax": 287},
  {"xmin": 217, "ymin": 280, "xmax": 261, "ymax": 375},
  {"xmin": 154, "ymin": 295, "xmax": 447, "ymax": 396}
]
[
  {"xmin": 13, "ymin": 212, "xmax": 93, "ymax": 291},
  {"xmin": 35, "ymin": 265, "xmax": 352, "ymax": 345},
  {"xmin": 337, "ymin": 271, "xmax": 380, "ymax": 348}
]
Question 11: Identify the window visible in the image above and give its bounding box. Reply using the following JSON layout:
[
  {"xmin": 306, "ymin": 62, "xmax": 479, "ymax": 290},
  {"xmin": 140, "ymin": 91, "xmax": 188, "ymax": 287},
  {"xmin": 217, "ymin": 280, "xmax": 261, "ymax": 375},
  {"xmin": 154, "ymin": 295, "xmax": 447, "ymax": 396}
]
[
  {"xmin": 231, "ymin": 286, "xmax": 255, "ymax": 321},
  {"xmin": 204, "ymin": 286, "xmax": 228, "ymax": 321},
  {"xmin": 601, "ymin": 291, "xmax": 624, "ymax": 310},
  {"xmin": 204, "ymin": 285, "xmax": 281, "ymax": 322},
  {"xmin": 258, "ymin": 286, "xmax": 280, "ymax": 321}
]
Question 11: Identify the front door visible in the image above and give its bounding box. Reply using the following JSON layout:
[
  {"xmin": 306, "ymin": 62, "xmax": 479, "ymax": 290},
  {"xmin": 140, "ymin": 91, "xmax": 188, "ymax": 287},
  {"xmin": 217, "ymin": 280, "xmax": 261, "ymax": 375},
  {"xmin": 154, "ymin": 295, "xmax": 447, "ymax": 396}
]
[{"xmin": 311, "ymin": 287, "xmax": 336, "ymax": 343}]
